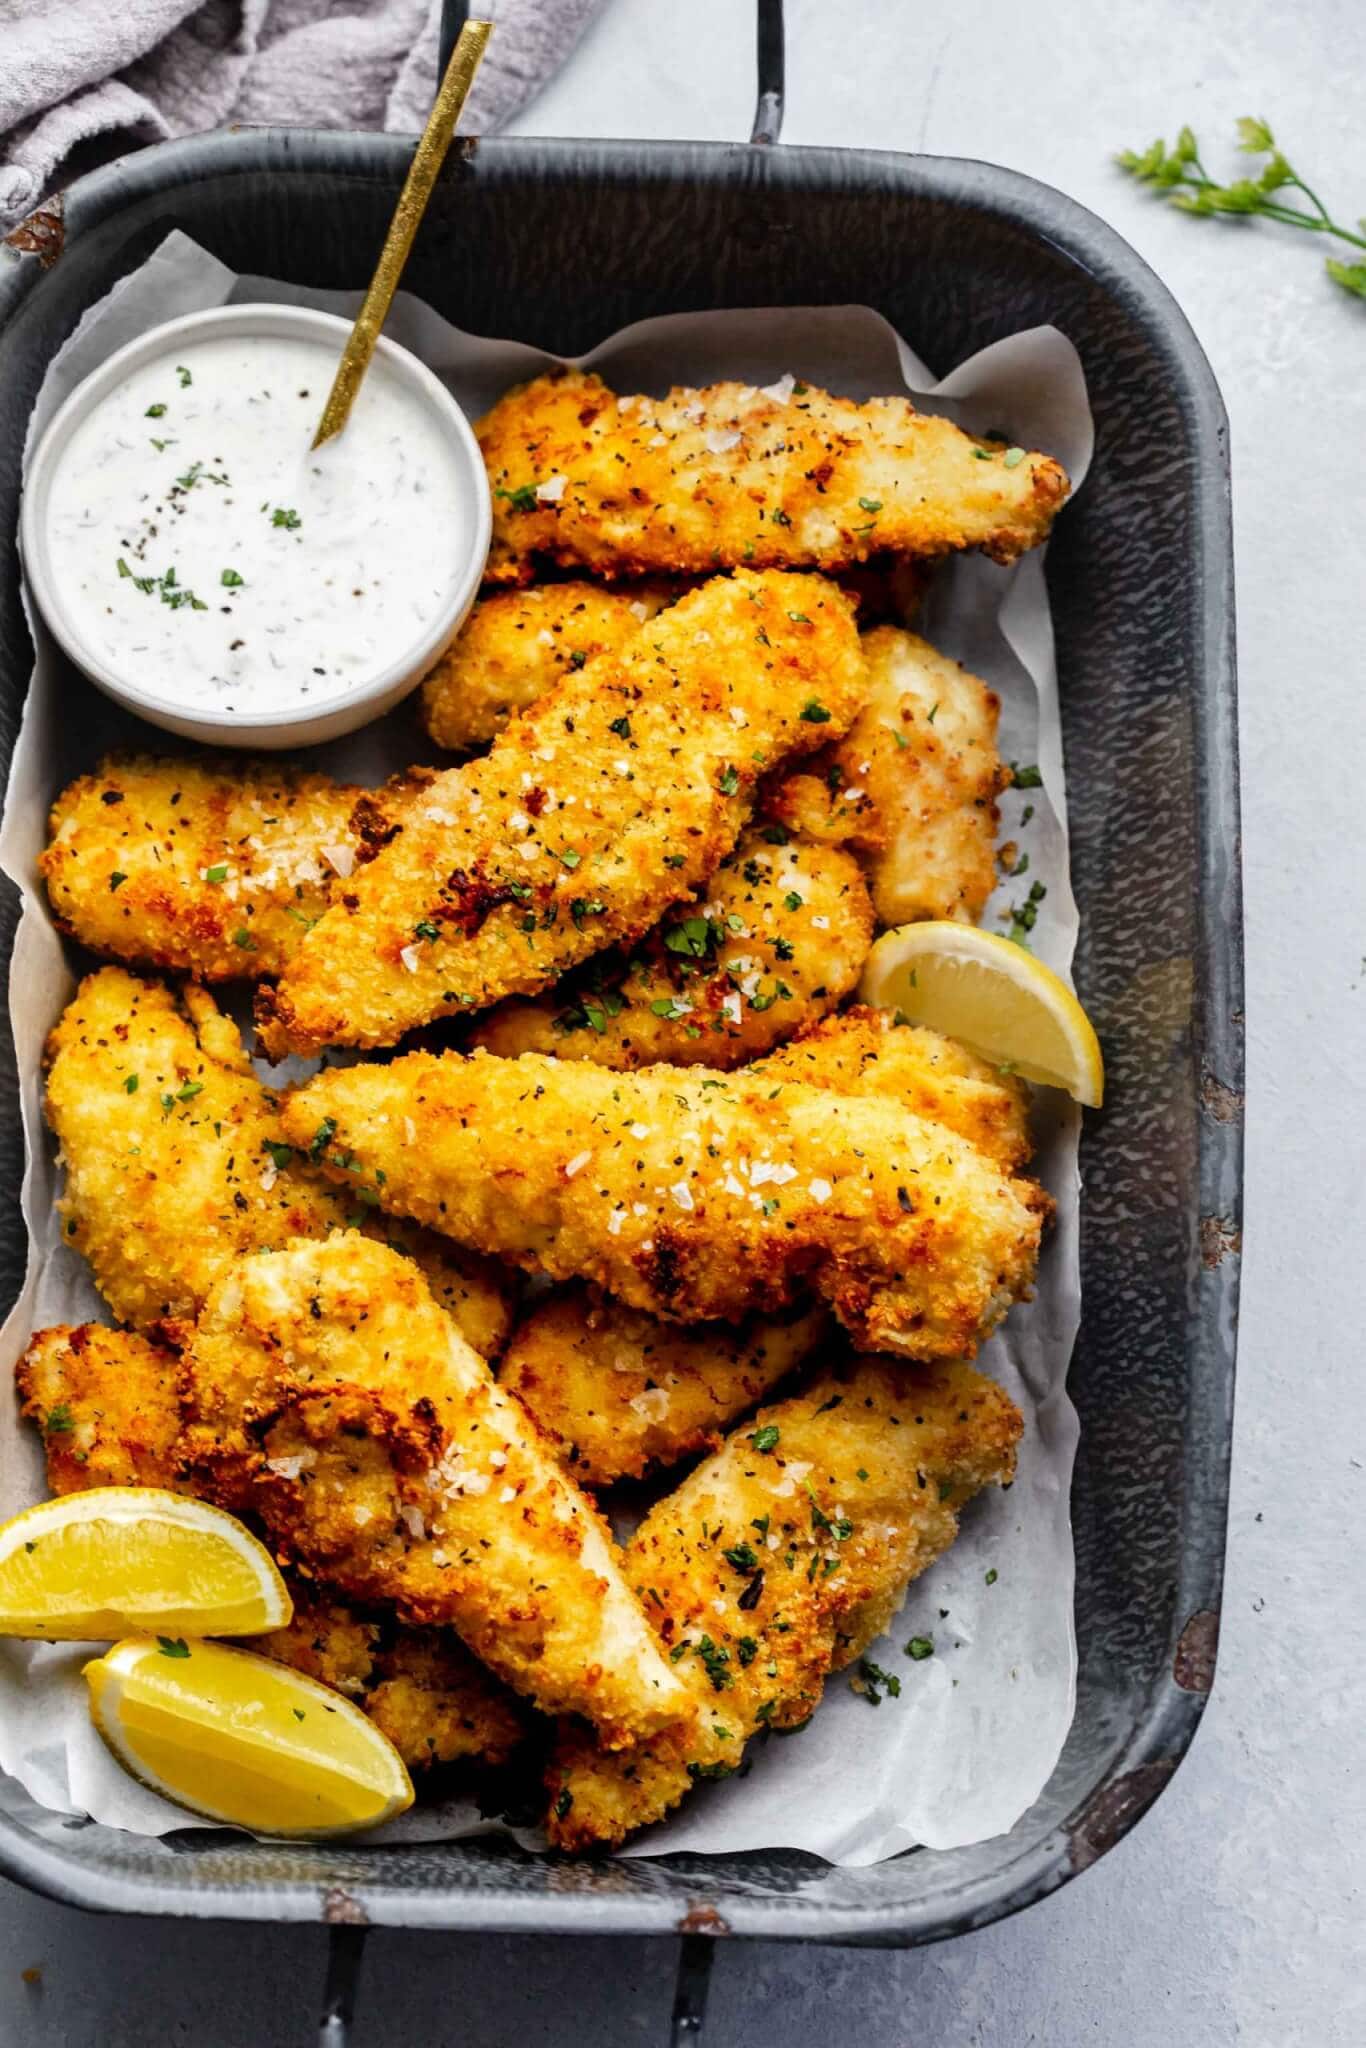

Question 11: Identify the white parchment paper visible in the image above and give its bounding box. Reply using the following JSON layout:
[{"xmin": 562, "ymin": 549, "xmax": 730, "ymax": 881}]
[{"xmin": 0, "ymin": 232, "xmax": 1092, "ymax": 1867}]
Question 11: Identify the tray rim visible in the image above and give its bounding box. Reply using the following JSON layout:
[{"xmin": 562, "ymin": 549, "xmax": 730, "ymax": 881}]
[{"xmin": 0, "ymin": 126, "xmax": 1242, "ymax": 1945}]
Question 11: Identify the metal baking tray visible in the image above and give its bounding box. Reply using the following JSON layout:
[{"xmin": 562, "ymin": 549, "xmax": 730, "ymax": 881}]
[{"xmin": 0, "ymin": 13, "xmax": 1241, "ymax": 1967}]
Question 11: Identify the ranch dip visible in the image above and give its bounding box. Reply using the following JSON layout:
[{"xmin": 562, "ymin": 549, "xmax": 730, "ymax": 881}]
[{"xmin": 43, "ymin": 332, "xmax": 471, "ymax": 718}]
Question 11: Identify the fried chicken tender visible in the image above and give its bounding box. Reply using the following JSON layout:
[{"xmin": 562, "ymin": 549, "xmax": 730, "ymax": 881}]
[
  {"xmin": 180, "ymin": 1237, "xmax": 694, "ymax": 1747},
  {"xmin": 420, "ymin": 581, "xmax": 678, "ymax": 752},
  {"xmin": 280, "ymin": 1050, "xmax": 1043, "ymax": 1358},
  {"xmin": 758, "ymin": 1007, "xmax": 1032, "ymax": 1174},
  {"xmin": 257, "ymin": 571, "xmax": 866, "ymax": 1058},
  {"xmin": 478, "ymin": 370, "xmax": 1068, "ymax": 586},
  {"xmin": 16, "ymin": 1322, "xmax": 529, "ymax": 1772},
  {"xmin": 40, "ymin": 755, "xmax": 391, "ymax": 982},
  {"xmin": 765, "ymin": 628, "xmax": 1007, "ymax": 925},
  {"xmin": 45, "ymin": 968, "xmax": 515, "ymax": 1353},
  {"xmin": 468, "ymin": 827, "xmax": 872, "ymax": 1069},
  {"xmin": 498, "ymin": 1293, "xmax": 829, "ymax": 1487},
  {"xmin": 545, "ymin": 1357, "xmax": 1022, "ymax": 1850}
]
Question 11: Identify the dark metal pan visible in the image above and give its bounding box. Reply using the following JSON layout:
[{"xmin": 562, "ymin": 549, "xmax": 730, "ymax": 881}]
[{"xmin": 0, "ymin": 0, "xmax": 1240, "ymax": 1986}]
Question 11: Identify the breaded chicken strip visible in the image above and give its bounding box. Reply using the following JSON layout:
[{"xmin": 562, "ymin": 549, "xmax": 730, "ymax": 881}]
[
  {"xmin": 181, "ymin": 1237, "xmax": 694, "ymax": 1747},
  {"xmin": 280, "ymin": 1051, "xmax": 1043, "ymax": 1358},
  {"xmin": 40, "ymin": 755, "xmax": 398, "ymax": 982},
  {"xmin": 493, "ymin": 1011, "xmax": 1029, "ymax": 1479},
  {"xmin": 468, "ymin": 827, "xmax": 871, "ymax": 1070},
  {"xmin": 478, "ymin": 370, "xmax": 1068, "ymax": 585},
  {"xmin": 759, "ymin": 1007, "xmax": 1032, "ymax": 1174},
  {"xmin": 421, "ymin": 581, "xmax": 678, "ymax": 752},
  {"xmin": 765, "ymin": 628, "xmax": 1007, "ymax": 925},
  {"xmin": 258, "ymin": 571, "xmax": 866, "ymax": 1058},
  {"xmin": 545, "ymin": 1357, "xmax": 1022, "ymax": 1849},
  {"xmin": 499, "ymin": 1294, "xmax": 829, "ymax": 1487},
  {"xmin": 45, "ymin": 968, "xmax": 515, "ymax": 1352},
  {"xmin": 15, "ymin": 1323, "xmax": 529, "ymax": 1773}
]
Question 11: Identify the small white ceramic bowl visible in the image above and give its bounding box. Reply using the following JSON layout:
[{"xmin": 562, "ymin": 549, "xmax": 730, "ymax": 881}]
[{"xmin": 20, "ymin": 303, "xmax": 491, "ymax": 748}]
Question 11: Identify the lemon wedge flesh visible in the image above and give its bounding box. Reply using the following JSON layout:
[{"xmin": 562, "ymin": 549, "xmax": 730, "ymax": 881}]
[
  {"xmin": 0, "ymin": 1488, "xmax": 292, "ymax": 1641},
  {"xmin": 860, "ymin": 922, "xmax": 1104, "ymax": 1107},
  {"xmin": 85, "ymin": 1636, "xmax": 413, "ymax": 1836}
]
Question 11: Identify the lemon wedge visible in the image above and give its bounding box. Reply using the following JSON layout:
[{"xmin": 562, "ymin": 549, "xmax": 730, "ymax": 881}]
[
  {"xmin": 0, "ymin": 1488, "xmax": 292, "ymax": 1641},
  {"xmin": 859, "ymin": 922, "xmax": 1104, "ymax": 1106},
  {"xmin": 85, "ymin": 1636, "xmax": 413, "ymax": 1837}
]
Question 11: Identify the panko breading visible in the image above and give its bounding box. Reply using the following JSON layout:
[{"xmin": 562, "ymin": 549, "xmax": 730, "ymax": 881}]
[
  {"xmin": 545, "ymin": 1358, "xmax": 1022, "ymax": 1850},
  {"xmin": 759, "ymin": 1007, "xmax": 1032, "ymax": 1174},
  {"xmin": 421, "ymin": 581, "xmax": 678, "ymax": 752},
  {"xmin": 16, "ymin": 1322, "xmax": 529, "ymax": 1772},
  {"xmin": 478, "ymin": 371, "xmax": 1068, "ymax": 585},
  {"xmin": 257, "ymin": 571, "xmax": 867, "ymax": 1058},
  {"xmin": 45, "ymin": 968, "xmax": 515, "ymax": 1353},
  {"xmin": 41, "ymin": 755, "xmax": 390, "ymax": 982},
  {"xmin": 468, "ymin": 828, "xmax": 872, "ymax": 1069},
  {"xmin": 16, "ymin": 1323, "xmax": 183, "ymax": 1494},
  {"xmin": 498, "ymin": 1293, "xmax": 829, "ymax": 1487},
  {"xmin": 280, "ymin": 1050, "xmax": 1044, "ymax": 1358},
  {"xmin": 180, "ymin": 1237, "xmax": 694, "ymax": 1747},
  {"xmin": 765, "ymin": 628, "xmax": 1007, "ymax": 925}
]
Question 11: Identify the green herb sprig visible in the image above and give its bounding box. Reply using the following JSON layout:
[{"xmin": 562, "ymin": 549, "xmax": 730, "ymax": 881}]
[{"xmin": 1117, "ymin": 117, "xmax": 1366, "ymax": 300}]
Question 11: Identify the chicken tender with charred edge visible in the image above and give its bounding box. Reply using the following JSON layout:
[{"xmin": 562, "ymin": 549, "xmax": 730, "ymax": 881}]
[
  {"xmin": 421, "ymin": 581, "xmax": 680, "ymax": 753},
  {"xmin": 498, "ymin": 1294, "xmax": 831, "ymax": 1488},
  {"xmin": 765, "ymin": 628, "xmax": 1008, "ymax": 927},
  {"xmin": 255, "ymin": 571, "xmax": 867, "ymax": 1058},
  {"xmin": 478, "ymin": 371, "xmax": 1068, "ymax": 586},
  {"xmin": 545, "ymin": 1357, "xmax": 1023, "ymax": 1850},
  {"xmin": 14, "ymin": 1322, "xmax": 530, "ymax": 1774},
  {"xmin": 178, "ymin": 1235, "xmax": 695, "ymax": 1748},
  {"xmin": 280, "ymin": 1049, "xmax": 1044, "ymax": 1360},
  {"xmin": 44, "ymin": 967, "xmax": 515, "ymax": 1353},
  {"xmin": 40, "ymin": 754, "xmax": 410, "ymax": 982},
  {"xmin": 467, "ymin": 826, "xmax": 872, "ymax": 1069}
]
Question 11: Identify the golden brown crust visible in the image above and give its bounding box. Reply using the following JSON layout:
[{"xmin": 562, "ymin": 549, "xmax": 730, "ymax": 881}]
[
  {"xmin": 498, "ymin": 1292, "xmax": 830, "ymax": 1487},
  {"xmin": 477, "ymin": 371, "xmax": 1068, "ymax": 585},
  {"xmin": 39, "ymin": 755, "xmax": 396, "ymax": 981},
  {"xmin": 257, "ymin": 571, "xmax": 867, "ymax": 1058},
  {"xmin": 468, "ymin": 827, "xmax": 872, "ymax": 1069},
  {"xmin": 15, "ymin": 1323, "xmax": 185, "ymax": 1494},
  {"xmin": 421, "ymin": 581, "xmax": 678, "ymax": 752},
  {"xmin": 44, "ymin": 966, "xmax": 516, "ymax": 1351},
  {"xmin": 545, "ymin": 1357, "xmax": 1022, "ymax": 1850},
  {"xmin": 180, "ymin": 1236, "xmax": 695, "ymax": 1747},
  {"xmin": 279, "ymin": 1050, "xmax": 1043, "ymax": 1359},
  {"xmin": 765, "ymin": 628, "xmax": 1008, "ymax": 925}
]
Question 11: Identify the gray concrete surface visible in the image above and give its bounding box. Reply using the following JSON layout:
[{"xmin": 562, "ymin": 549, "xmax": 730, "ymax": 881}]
[{"xmin": 3, "ymin": 2, "xmax": 1364, "ymax": 2041}]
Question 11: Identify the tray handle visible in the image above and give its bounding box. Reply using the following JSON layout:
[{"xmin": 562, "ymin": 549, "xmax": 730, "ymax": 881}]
[{"xmin": 438, "ymin": 0, "xmax": 785, "ymax": 145}]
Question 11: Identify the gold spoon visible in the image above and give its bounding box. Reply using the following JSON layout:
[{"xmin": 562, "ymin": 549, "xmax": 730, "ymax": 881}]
[{"xmin": 311, "ymin": 18, "xmax": 493, "ymax": 449}]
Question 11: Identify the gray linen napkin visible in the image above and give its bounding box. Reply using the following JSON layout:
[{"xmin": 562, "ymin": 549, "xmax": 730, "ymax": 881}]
[{"xmin": 0, "ymin": 0, "xmax": 603, "ymax": 232}]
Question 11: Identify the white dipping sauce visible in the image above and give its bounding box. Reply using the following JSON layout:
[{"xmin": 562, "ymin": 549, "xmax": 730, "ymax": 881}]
[{"xmin": 44, "ymin": 333, "xmax": 470, "ymax": 717}]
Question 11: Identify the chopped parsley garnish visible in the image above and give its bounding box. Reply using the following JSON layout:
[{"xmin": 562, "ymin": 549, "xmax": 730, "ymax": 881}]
[
  {"xmin": 554, "ymin": 1788, "xmax": 573, "ymax": 1820},
  {"xmin": 787, "ymin": 610, "xmax": 810, "ymax": 623},
  {"xmin": 799, "ymin": 699, "xmax": 832, "ymax": 723},
  {"xmin": 1003, "ymin": 446, "xmax": 1026, "ymax": 468},
  {"xmin": 736, "ymin": 1637, "xmax": 759, "ymax": 1667},
  {"xmin": 650, "ymin": 997, "xmax": 690, "ymax": 1020},
  {"xmin": 857, "ymin": 496, "xmax": 883, "ymax": 513},
  {"xmin": 558, "ymin": 848, "xmax": 582, "ymax": 871},
  {"xmin": 783, "ymin": 891, "xmax": 803, "ymax": 912},
  {"xmin": 43, "ymin": 1404, "xmax": 73, "ymax": 1435},
  {"xmin": 176, "ymin": 1082, "xmax": 203, "ymax": 1102},
  {"xmin": 1006, "ymin": 879, "xmax": 1048, "ymax": 944},
  {"xmin": 204, "ymin": 865, "xmax": 229, "ymax": 884},
  {"xmin": 494, "ymin": 484, "xmax": 539, "ymax": 513},
  {"xmin": 927, "ymin": 701, "xmax": 939, "ymax": 724},
  {"xmin": 1011, "ymin": 761, "xmax": 1043, "ymax": 789},
  {"xmin": 858, "ymin": 1658, "xmax": 901, "ymax": 1704},
  {"xmin": 270, "ymin": 506, "xmax": 302, "ymax": 530},
  {"xmin": 145, "ymin": 403, "xmax": 167, "ymax": 418},
  {"xmin": 232, "ymin": 929, "xmax": 256, "ymax": 951},
  {"xmin": 749, "ymin": 1424, "xmax": 780, "ymax": 1454},
  {"xmin": 309, "ymin": 1117, "xmax": 337, "ymax": 1160},
  {"xmin": 722, "ymin": 1542, "xmax": 760, "ymax": 1574},
  {"xmin": 157, "ymin": 1637, "xmax": 191, "ymax": 1659},
  {"xmin": 663, "ymin": 852, "xmax": 687, "ymax": 869},
  {"xmin": 265, "ymin": 1142, "xmax": 294, "ymax": 1170},
  {"xmin": 695, "ymin": 1635, "xmax": 732, "ymax": 1691},
  {"xmin": 221, "ymin": 568, "xmax": 245, "ymax": 588},
  {"xmin": 664, "ymin": 915, "xmax": 715, "ymax": 960},
  {"xmin": 985, "ymin": 1567, "xmax": 999, "ymax": 1585},
  {"xmin": 176, "ymin": 365, "xmax": 192, "ymax": 387},
  {"xmin": 569, "ymin": 897, "xmax": 605, "ymax": 927},
  {"xmin": 905, "ymin": 1635, "xmax": 935, "ymax": 1661},
  {"xmin": 109, "ymin": 871, "xmax": 127, "ymax": 892},
  {"xmin": 568, "ymin": 649, "xmax": 588, "ymax": 670},
  {"xmin": 413, "ymin": 919, "xmax": 442, "ymax": 941},
  {"xmin": 123, "ymin": 1074, "xmax": 139, "ymax": 1094},
  {"xmin": 608, "ymin": 715, "xmax": 632, "ymax": 739},
  {"xmin": 718, "ymin": 765, "xmax": 741, "ymax": 797}
]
